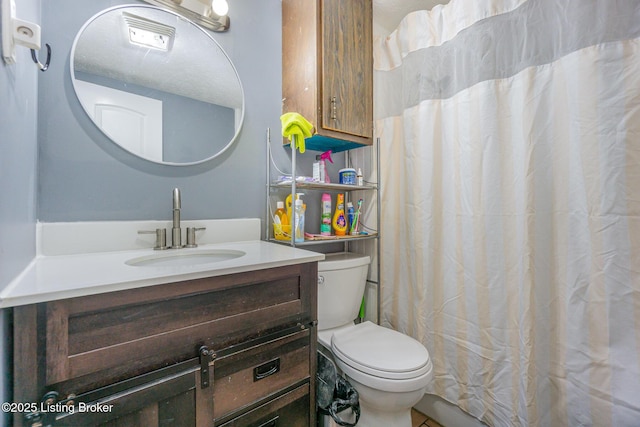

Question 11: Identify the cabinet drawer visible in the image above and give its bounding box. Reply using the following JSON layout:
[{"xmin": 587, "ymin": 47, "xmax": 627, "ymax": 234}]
[
  {"xmin": 213, "ymin": 329, "xmax": 311, "ymax": 421},
  {"xmin": 216, "ymin": 384, "xmax": 310, "ymax": 427}
]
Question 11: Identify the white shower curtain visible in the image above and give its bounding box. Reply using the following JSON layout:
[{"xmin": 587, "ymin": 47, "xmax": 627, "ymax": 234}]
[{"xmin": 374, "ymin": 0, "xmax": 640, "ymax": 426}]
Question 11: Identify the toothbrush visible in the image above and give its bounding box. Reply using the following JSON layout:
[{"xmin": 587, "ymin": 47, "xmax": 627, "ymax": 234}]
[{"xmin": 350, "ymin": 199, "xmax": 363, "ymax": 235}]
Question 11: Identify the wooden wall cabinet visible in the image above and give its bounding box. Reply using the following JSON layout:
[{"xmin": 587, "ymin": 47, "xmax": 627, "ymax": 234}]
[
  {"xmin": 282, "ymin": 0, "xmax": 373, "ymax": 150},
  {"xmin": 12, "ymin": 263, "xmax": 318, "ymax": 427}
]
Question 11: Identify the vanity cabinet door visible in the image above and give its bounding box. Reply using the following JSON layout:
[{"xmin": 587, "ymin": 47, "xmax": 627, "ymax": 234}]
[{"xmin": 23, "ymin": 364, "xmax": 213, "ymax": 427}]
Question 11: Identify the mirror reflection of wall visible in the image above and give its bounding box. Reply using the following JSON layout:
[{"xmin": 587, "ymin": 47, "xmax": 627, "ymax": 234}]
[{"xmin": 70, "ymin": 5, "xmax": 244, "ymax": 165}]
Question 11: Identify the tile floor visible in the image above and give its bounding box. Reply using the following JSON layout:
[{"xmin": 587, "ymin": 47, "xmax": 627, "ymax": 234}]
[{"xmin": 411, "ymin": 408, "xmax": 444, "ymax": 427}]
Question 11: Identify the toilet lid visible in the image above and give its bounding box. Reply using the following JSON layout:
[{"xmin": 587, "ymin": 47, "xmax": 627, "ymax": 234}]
[{"xmin": 331, "ymin": 321, "xmax": 431, "ymax": 380}]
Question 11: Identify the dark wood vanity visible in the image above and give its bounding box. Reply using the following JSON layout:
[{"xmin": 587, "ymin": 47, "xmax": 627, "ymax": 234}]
[{"xmin": 11, "ymin": 262, "xmax": 318, "ymax": 426}]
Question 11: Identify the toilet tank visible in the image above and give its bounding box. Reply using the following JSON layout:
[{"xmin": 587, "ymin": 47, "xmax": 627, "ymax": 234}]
[{"xmin": 317, "ymin": 252, "xmax": 371, "ymax": 331}]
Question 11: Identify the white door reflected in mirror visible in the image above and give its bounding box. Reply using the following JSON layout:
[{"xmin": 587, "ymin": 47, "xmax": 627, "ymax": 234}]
[{"xmin": 75, "ymin": 80, "xmax": 164, "ymax": 162}]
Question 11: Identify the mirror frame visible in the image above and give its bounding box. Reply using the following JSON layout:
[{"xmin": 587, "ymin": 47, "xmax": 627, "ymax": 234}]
[{"xmin": 69, "ymin": 4, "xmax": 245, "ymax": 166}]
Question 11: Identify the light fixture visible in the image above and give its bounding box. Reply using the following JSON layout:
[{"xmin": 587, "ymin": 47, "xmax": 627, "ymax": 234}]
[
  {"xmin": 211, "ymin": 0, "xmax": 229, "ymax": 17},
  {"xmin": 123, "ymin": 12, "xmax": 175, "ymax": 51},
  {"xmin": 141, "ymin": 0, "xmax": 230, "ymax": 32}
]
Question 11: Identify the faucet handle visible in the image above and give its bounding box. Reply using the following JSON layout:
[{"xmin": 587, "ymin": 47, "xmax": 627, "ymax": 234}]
[
  {"xmin": 185, "ymin": 227, "xmax": 206, "ymax": 248},
  {"xmin": 138, "ymin": 228, "xmax": 168, "ymax": 250}
]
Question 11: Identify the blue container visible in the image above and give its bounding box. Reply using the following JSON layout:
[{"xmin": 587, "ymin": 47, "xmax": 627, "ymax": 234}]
[{"xmin": 339, "ymin": 168, "xmax": 357, "ymax": 185}]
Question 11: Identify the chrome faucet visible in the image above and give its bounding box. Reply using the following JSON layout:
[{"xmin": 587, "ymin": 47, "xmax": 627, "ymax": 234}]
[
  {"xmin": 171, "ymin": 188, "xmax": 184, "ymax": 248},
  {"xmin": 137, "ymin": 188, "xmax": 206, "ymax": 250}
]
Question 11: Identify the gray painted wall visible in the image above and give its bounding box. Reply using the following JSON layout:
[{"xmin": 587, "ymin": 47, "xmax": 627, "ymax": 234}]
[
  {"xmin": 38, "ymin": 0, "xmax": 289, "ymax": 224},
  {"xmin": 0, "ymin": 0, "xmax": 39, "ymax": 422}
]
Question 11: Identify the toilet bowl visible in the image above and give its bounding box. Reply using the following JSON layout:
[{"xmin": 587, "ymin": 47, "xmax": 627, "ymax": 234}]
[{"xmin": 318, "ymin": 253, "xmax": 433, "ymax": 427}]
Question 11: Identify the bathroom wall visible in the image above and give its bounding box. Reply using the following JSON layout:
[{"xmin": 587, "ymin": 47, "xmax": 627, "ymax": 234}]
[
  {"xmin": 0, "ymin": 0, "xmax": 40, "ymax": 420},
  {"xmin": 37, "ymin": 0, "xmax": 288, "ymax": 224}
]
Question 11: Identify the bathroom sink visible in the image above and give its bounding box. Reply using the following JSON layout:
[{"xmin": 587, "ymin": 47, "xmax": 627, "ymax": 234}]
[{"xmin": 125, "ymin": 249, "xmax": 245, "ymax": 267}]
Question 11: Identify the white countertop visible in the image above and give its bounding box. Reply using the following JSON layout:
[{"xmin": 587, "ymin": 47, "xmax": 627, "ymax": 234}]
[
  {"xmin": 2, "ymin": 219, "xmax": 325, "ymax": 308},
  {"xmin": 0, "ymin": 240, "xmax": 324, "ymax": 308}
]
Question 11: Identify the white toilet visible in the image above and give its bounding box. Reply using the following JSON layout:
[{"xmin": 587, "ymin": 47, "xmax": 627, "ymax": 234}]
[{"xmin": 317, "ymin": 252, "xmax": 433, "ymax": 427}]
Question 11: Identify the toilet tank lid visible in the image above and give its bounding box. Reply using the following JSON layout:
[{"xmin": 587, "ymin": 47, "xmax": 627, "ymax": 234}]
[{"xmin": 318, "ymin": 252, "xmax": 371, "ymax": 271}]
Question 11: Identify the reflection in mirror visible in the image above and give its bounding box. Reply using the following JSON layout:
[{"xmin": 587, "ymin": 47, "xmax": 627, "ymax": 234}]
[{"xmin": 70, "ymin": 5, "xmax": 244, "ymax": 165}]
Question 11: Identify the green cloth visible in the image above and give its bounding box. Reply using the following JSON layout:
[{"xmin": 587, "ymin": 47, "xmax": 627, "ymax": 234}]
[{"xmin": 280, "ymin": 112, "xmax": 314, "ymax": 153}]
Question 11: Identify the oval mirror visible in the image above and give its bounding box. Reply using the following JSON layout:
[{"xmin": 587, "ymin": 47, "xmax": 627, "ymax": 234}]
[{"xmin": 70, "ymin": 5, "xmax": 244, "ymax": 165}]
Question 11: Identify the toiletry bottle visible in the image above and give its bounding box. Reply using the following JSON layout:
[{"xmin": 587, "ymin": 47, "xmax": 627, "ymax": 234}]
[
  {"xmin": 346, "ymin": 202, "xmax": 354, "ymax": 231},
  {"xmin": 319, "ymin": 150, "xmax": 333, "ymax": 183},
  {"xmin": 332, "ymin": 193, "xmax": 347, "ymax": 236},
  {"xmin": 321, "ymin": 193, "xmax": 332, "ymax": 236},
  {"xmin": 275, "ymin": 201, "xmax": 289, "ymax": 225},
  {"xmin": 313, "ymin": 159, "xmax": 321, "ymax": 182},
  {"xmin": 294, "ymin": 197, "xmax": 305, "ymax": 243},
  {"xmin": 285, "ymin": 193, "xmax": 304, "ymax": 222},
  {"xmin": 357, "ymin": 168, "xmax": 364, "ymax": 186},
  {"xmin": 315, "ymin": 155, "xmax": 324, "ymax": 182},
  {"xmin": 286, "ymin": 194, "xmax": 293, "ymax": 220}
]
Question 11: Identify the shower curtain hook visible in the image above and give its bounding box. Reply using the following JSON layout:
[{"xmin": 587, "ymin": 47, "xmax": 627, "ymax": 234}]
[{"xmin": 30, "ymin": 43, "xmax": 51, "ymax": 72}]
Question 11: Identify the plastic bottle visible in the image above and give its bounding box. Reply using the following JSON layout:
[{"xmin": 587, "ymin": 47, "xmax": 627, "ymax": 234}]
[
  {"xmin": 285, "ymin": 193, "xmax": 304, "ymax": 223},
  {"xmin": 357, "ymin": 168, "xmax": 364, "ymax": 186},
  {"xmin": 346, "ymin": 202, "xmax": 354, "ymax": 232},
  {"xmin": 315, "ymin": 156, "xmax": 324, "ymax": 182},
  {"xmin": 332, "ymin": 193, "xmax": 347, "ymax": 236},
  {"xmin": 286, "ymin": 194, "xmax": 293, "ymax": 220},
  {"xmin": 294, "ymin": 197, "xmax": 305, "ymax": 243},
  {"xmin": 319, "ymin": 150, "xmax": 333, "ymax": 183},
  {"xmin": 320, "ymin": 193, "xmax": 332, "ymax": 236},
  {"xmin": 274, "ymin": 201, "xmax": 289, "ymax": 225}
]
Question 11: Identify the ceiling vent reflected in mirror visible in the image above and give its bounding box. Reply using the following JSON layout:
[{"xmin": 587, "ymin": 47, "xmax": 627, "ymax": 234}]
[
  {"xmin": 123, "ymin": 12, "xmax": 175, "ymax": 51},
  {"xmin": 141, "ymin": 0, "xmax": 230, "ymax": 32}
]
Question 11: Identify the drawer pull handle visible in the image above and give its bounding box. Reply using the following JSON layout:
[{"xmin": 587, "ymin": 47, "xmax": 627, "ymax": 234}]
[
  {"xmin": 253, "ymin": 358, "xmax": 280, "ymax": 381},
  {"xmin": 258, "ymin": 416, "xmax": 279, "ymax": 427}
]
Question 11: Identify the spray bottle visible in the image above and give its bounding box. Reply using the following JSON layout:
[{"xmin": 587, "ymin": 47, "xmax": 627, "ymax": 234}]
[{"xmin": 318, "ymin": 150, "xmax": 333, "ymax": 183}]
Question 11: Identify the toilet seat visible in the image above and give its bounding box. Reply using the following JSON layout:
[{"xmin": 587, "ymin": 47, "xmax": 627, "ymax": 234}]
[{"xmin": 331, "ymin": 321, "xmax": 431, "ymax": 380}]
